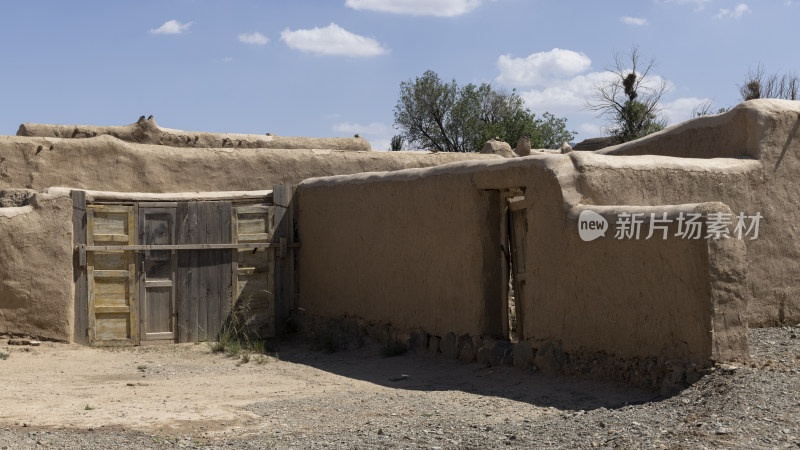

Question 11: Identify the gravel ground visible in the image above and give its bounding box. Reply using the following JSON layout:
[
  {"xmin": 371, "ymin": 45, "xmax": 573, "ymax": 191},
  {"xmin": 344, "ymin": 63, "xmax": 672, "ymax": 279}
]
[{"xmin": 1, "ymin": 326, "xmax": 799, "ymax": 449}]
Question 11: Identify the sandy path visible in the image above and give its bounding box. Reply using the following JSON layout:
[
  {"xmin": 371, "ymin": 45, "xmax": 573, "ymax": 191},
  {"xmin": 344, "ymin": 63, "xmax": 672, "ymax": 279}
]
[
  {"xmin": 0, "ymin": 337, "xmax": 645, "ymax": 439},
  {"xmin": 0, "ymin": 341, "xmax": 331, "ymax": 433}
]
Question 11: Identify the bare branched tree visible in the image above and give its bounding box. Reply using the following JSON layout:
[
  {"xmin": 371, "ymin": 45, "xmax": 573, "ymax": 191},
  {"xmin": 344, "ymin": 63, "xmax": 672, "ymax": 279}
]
[
  {"xmin": 739, "ymin": 64, "xmax": 800, "ymax": 101},
  {"xmin": 586, "ymin": 46, "xmax": 669, "ymax": 143}
]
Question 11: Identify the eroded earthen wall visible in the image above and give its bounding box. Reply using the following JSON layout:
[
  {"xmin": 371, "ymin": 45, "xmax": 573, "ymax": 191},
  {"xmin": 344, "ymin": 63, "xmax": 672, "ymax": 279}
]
[
  {"xmin": 0, "ymin": 135, "xmax": 500, "ymax": 192},
  {"xmin": 0, "ymin": 191, "xmax": 74, "ymax": 341},
  {"xmin": 588, "ymin": 100, "xmax": 800, "ymax": 326}
]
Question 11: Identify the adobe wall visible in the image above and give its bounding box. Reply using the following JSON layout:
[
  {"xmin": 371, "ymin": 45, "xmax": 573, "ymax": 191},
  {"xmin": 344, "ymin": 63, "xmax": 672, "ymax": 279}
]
[
  {"xmin": 296, "ymin": 155, "xmax": 750, "ymax": 386},
  {"xmin": 581, "ymin": 99, "xmax": 800, "ymax": 325},
  {"xmin": 0, "ymin": 134, "xmax": 500, "ymax": 192},
  {"xmin": 522, "ymin": 202, "xmax": 749, "ymax": 385},
  {"xmin": 0, "ymin": 190, "xmax": 74, "ymax": 341},
  {"xmin": 296, "ymin": 163, "xmax": 506, "ymax": 338},
  {"xmin": 17, "ymin": 116, "xmax": 374, "ymax": 151}
]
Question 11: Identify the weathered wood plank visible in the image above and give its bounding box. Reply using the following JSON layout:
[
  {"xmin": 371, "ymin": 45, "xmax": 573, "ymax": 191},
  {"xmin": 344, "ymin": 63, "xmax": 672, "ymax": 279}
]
[
  {"xmin": 197, "ymin": 202, "xmax": 209, "ymax": 340},
  {"xmin": 176, "ymin": 202, "xmax": 190, "ymax": 343},
  {"xmin": 220, "ymin": 202, "xmax": 233, "ymax": 339},
  {"xmin": 204, "ymin": 202, "xmax": 222, "ymax": 340},
  {"xmin": 272, "ymin": 185, "xmax": 295, "ymax": 336},
  {"xmin": 188, "ymin": 201, "xmax": 199, "ymax": 342},
  {"xmin": 287, "ymin": 185, "xmax": 297, "ymax": 325},
  {"xmin": 72, "ymin": 190, "xmax": 89, "ymax": 345}
]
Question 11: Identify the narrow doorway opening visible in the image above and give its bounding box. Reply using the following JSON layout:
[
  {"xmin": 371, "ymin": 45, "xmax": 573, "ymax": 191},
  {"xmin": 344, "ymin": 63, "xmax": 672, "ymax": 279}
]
[{"xmin": 500, "ymin": 189, "xmax": 526, "ymax": 342}]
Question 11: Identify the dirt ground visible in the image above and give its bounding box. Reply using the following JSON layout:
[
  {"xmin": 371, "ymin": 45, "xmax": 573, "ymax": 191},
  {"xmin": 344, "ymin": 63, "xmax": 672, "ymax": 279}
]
[{"xmin": 0, "ymin": 327, "xmax": 799, "ymax": 449}]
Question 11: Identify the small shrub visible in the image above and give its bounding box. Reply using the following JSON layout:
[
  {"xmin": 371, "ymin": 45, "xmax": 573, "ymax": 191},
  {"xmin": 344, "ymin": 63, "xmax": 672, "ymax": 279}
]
[
  {"xmin": 84, "ymin": 405, "xmax": 94, "ymax": 411},
  {"xmin": 0, "ymin": 351, "xmax": 9, "ymax": 360},
  {"xmin": 208, "ymin": 298, "xmax": 266, "ymax": 359},
  {"xmin": 137, "ymin": 364, "xmax": 147, "ymax": 371},
  {"xmin": 381, "ymin": 341, "xmax": 408, "ymax": 358}
]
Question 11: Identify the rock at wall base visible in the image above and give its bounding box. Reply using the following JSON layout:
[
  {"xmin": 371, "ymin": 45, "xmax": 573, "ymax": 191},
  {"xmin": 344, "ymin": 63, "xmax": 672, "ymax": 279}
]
[
  {"xmin": 409, "ymin": 329, "xmax": 427, "ymax": 352},
  {"xmin": 428, "ymin": 335, "xmax": 441, "ymax": 354},
  {"xmin": 477, "ymin": 344, "xmax": 493, "ymax": 366},
  {"xmin": 491, "ymin": 341, "xmax": 514, "ymax": 367},
  {"xmin": 513, "ymin": 340, "xmax": 535, "ymax": 368},
  {"xmin": 440, "ymin": 332, "xmax": 458, "ymax": 359},
  {"xmin": 457, "ymin": 334, "xmax": 476, "ymax": 363},
  {"xmin": 533, "ymin": 341, "xmax": 568, "ymax": 373}
]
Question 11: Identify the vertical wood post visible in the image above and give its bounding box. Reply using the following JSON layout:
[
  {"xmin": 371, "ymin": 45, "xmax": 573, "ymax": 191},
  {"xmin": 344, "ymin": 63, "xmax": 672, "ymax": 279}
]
[
  {"xmin": 273, "ymin": 185, "xmax": 296, "ymax": 334},
  {"xmin": 71, "ymin": 190, "xmax": 89, "ymax": 345}
]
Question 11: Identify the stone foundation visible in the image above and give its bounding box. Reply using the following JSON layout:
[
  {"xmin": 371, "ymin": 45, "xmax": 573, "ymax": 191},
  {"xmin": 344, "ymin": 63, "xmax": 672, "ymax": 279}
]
[{"xmin": 296, "ymin": 313, "xmax": 709, "ymax": 393}]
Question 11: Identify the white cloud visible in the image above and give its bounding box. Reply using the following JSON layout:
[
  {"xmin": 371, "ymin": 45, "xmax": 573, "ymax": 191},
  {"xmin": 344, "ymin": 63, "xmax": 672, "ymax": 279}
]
[
  {"xmin": 620, "ymin": 16, "xmax": 649, "ymax": 26},
  {"xmin": 495, "ymin": 49, "xmax": 592, "ymax": 87},
  {"xmin": 578, "ymin": 123, "xmax": 603, "ymax": 136},
  {"xmin": 281, "ymin": 23, "xmax": 388, "ymax": 57},
  {"xmin": 238, "ymin": 32, "xmax": 270, "ymax": 45},
  {"xmin": 370, "ymin": 138, "xmax": 392, "ymax": 151},
  {"xmin": 333, "ymin": 121, "xmax": 393, "ymax": 135},
  {"xmin": 517, "ymin": 68, "xmax": 673, "ymax": 116},
  {"xmin": 661, "ymin": 97, "xmax": 712, "ymax": 123},
  {"xmin": 715, "ymin": 3, "xmax": 751, "ymax": 18},
  {"xmin": 345, "ymin": 0, "xmax": 482, "ymax": 16},
  {"xmin": 517, "ymin": 71, "xmax": 618, "ymax": 113},
  {"xmin": 333, "ymin": 121, "xmax": 394, "ymax": 151},
  {"xmin": 150, "ymin": 20, "xmax": 193, "ymax": 35}
]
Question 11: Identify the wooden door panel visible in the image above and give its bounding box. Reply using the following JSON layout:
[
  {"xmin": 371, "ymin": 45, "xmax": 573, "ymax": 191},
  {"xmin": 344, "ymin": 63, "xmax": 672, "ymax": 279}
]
[
  {"xmin": 139, "ymin": 207, "xmax": 176, "ymax": 342},
  {"xmin": 87, "ymin": 205, "xmax": 136, "ymax": 346},
  {"xmin": 233, "ymin": 203, "xmax": 275, "ymax": 338}
]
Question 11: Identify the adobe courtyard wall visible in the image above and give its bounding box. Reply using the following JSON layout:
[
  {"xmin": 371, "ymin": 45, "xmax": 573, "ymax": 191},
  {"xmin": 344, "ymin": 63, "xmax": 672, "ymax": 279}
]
[
  {"xmin": 16, "ymin": 116, "xmax": 374, "ymax": 151},
  {"xmin": 524, "ymin": 202, "xmax": 749, "ymax": 383},
  {"xmin": 0, "ymin": 134, "xmax": 499, "ymax": 192},
  {"xmin": 0, "ymin": 189, "xmax": 74, "ymax": 341},
  {"xmin": 296, "ymin": 155, "xmax": 750, "ymax": 387},
  {"xmin": 296, "ymin": 163, "xmax": 506, "ymax": 338},
  {"xmin": 583, "ymin": 99, "xmax": 800, "ymax": 326}
]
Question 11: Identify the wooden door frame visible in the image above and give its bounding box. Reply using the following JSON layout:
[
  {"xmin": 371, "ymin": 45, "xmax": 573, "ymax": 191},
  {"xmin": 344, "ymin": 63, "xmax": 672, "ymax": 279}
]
[{"xmin": 507, "ymin": 196, "xmax": 527, "ymax": 341}]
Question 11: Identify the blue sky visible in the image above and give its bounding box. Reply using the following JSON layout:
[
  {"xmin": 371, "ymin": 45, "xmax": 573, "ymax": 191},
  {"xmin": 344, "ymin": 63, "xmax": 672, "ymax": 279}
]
[{"xmin": 0, "ymin": 0, "xmax": 797, "ymax": 150}]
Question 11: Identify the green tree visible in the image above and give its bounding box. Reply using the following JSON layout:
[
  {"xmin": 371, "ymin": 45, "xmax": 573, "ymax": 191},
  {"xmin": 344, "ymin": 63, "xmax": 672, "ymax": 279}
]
[
  {"xmin": 393, "ymin": 70, "xmax": 574, "ymax": 152},
  {"xmin": 587, "ymin": 46, "xmax": 668, "ymax": 143},
  {"xmin": 390, "ymin": 134, "xmax": 404, "ymax": 151}
]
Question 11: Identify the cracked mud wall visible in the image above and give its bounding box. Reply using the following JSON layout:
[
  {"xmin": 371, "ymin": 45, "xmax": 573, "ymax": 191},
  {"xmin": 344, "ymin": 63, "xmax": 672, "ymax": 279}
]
[{"xmin": 0, "ymin": 190, "xmax": 74, "ymax": 341}]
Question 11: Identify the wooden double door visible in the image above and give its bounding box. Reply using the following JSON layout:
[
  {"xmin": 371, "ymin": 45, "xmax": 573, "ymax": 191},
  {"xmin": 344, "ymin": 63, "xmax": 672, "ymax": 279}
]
[{"xmin": 84, "ymin": 200, "xmax": 276, "ymax": 346}]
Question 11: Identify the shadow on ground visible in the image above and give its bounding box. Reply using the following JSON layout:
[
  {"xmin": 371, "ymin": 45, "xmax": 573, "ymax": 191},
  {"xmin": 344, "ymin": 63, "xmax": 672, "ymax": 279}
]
[{"xmin": 275, "ymin": 338, "xmax": 664, "ymax": 413}]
